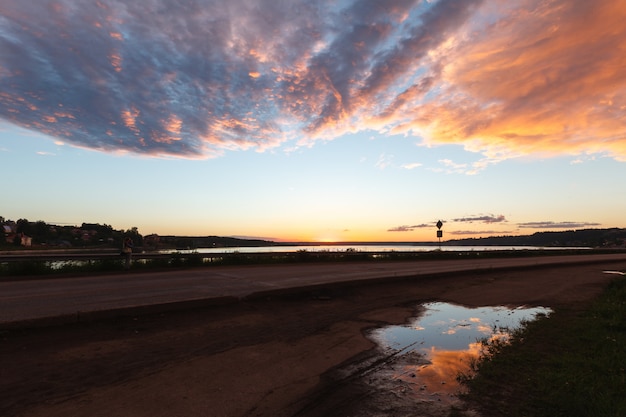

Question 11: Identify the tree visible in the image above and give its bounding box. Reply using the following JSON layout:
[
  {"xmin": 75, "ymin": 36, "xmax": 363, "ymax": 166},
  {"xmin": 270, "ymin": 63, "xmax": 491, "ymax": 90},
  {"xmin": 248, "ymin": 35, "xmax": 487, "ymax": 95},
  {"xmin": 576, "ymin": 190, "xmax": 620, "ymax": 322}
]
[
  {"xmin": 81, "ymin": 223, "xmax": 116, "ymax": 244},
  {"xmin": 33, "ymin": 221, "xmax": 50, "ymax": 244},
  {"xmin": 16, "ymin": 219, "xmax": 32, "ymax": 236},
  {"xmin": 124, "ymin": 227, "xmax": 143, "ymax": 246}
]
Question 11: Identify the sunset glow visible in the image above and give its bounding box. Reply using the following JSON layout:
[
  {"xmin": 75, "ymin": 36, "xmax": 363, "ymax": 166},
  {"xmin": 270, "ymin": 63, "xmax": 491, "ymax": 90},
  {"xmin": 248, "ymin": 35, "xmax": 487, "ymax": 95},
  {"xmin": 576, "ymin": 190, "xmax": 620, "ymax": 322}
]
[{"xmin": 1, "ymin": 0, "xmax": 625, "ymax": 241}]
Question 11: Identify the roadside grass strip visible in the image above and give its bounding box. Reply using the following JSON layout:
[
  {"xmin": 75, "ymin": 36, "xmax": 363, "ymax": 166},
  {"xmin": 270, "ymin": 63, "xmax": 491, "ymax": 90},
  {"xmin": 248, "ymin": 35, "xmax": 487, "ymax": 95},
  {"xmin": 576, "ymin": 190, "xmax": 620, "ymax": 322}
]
[{"xmin": 459, "ymin": 274, "xmax": 626, "ymax": 417}]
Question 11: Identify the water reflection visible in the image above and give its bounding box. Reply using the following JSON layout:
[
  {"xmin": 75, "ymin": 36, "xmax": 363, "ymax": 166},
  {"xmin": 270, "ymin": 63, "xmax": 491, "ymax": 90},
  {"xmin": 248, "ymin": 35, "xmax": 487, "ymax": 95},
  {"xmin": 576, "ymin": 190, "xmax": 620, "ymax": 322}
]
[
  {"xmin": 369, "ymin": 302, "xmax": 551, "ymax": 402},
  {"xmin": 163, "ymin": 244, "xmax": 588, "ymax": 254}
]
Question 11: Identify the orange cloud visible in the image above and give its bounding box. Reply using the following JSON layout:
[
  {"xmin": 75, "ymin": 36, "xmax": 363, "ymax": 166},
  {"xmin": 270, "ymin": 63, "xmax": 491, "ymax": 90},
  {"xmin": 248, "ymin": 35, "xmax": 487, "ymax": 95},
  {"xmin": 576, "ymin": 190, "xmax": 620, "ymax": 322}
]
[
  {"xmin": 109, "ymin": 53, "xmax": 122, "ymax": 72},
  {"xmin": 164, "ymin": 115, "xmax": 183, "ymax": 136},
  {"xmin": 409, "ymin": 0, "xmax": 626, "ymax": 162},
  {"xmin": 121, "ymin": 107, "xmax": 140, "ymax": 133},
  {"xmin": 395, "ymin": 343, "xmax": 482, "ymax": 395},
  {"xmin": 53, "ymin": 111, "xmax": 75, "ymax": 119}
]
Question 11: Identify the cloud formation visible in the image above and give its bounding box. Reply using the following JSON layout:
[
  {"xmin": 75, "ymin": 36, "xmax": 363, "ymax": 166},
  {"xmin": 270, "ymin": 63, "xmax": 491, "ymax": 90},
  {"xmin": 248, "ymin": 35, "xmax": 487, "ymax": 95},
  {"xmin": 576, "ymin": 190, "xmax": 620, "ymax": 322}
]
[
  {"xmin": 453, "ymin": 214, "xmax": 507, "ymax": 224},
  {"xmin": 388, "ymin": 223, "xmax": 432, "ymax": 232},
  {"xmin": 517, "ymin": 221, "xmax": 602, "ymax": 229},
  {"xmin": 1, "ymin": 0, "xmax": 625, "ymax": 160},
  {"xmin": 449, "ymin": 230, "xmax": 511, "ymax": 236}
]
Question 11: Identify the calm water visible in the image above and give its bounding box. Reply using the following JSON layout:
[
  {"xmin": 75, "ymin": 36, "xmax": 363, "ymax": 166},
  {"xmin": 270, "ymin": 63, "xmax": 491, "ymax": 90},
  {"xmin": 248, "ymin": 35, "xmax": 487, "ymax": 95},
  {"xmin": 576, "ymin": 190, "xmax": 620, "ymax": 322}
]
[
  {"xmin": 163, "ymin": 244, "xmax": 588, "ymax": 254},
  {"xmin": 368, "ymin": 302, "xmax": 551, "ymax": 401}
]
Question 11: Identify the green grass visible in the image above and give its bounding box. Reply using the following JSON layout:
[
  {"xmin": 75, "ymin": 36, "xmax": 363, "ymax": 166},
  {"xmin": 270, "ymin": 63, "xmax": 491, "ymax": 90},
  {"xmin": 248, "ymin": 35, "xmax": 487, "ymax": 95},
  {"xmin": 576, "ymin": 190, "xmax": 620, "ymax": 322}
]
[{"xmin": 459, "ymin": 275, "xmax": 626, "ymax": 417}]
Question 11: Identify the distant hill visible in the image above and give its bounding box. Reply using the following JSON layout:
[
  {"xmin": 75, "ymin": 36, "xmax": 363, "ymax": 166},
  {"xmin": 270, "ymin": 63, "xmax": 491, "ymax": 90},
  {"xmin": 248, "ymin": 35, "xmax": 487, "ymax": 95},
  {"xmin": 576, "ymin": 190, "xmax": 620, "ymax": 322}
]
[
  {"xmin": 444, "ymin": 228, "xmax": 626, "ymax": 248},
  {"xmin": 156, "ymin": 235, "xmax": 277, "ymax": 249},
  {"xmin": 156, "ymin": 228, "xmax": 626, "ymax": 249}
]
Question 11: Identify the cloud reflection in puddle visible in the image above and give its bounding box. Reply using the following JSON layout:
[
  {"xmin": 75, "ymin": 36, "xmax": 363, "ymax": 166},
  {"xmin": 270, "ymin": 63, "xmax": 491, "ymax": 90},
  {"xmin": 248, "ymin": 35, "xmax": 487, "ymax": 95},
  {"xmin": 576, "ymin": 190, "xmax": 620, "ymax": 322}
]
[{"xmin": 368, "ymin": 302, "xmax": 551, "ymax": 402}]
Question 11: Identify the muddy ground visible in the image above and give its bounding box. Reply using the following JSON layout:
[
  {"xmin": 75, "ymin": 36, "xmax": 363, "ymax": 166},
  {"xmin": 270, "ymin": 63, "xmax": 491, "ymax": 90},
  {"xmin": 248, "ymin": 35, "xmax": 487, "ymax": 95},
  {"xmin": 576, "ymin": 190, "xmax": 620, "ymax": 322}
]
[{"xmin": 2, "ymin": 261, "xmax": 624, "ymax": 417}]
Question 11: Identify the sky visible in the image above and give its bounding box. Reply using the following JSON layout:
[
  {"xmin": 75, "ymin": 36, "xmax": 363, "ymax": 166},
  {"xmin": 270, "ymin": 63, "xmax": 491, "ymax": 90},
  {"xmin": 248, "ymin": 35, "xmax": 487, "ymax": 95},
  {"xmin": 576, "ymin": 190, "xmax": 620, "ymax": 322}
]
[{"xmin": 1, "ymin": 0, "xmax": 626, "ymax": 243}]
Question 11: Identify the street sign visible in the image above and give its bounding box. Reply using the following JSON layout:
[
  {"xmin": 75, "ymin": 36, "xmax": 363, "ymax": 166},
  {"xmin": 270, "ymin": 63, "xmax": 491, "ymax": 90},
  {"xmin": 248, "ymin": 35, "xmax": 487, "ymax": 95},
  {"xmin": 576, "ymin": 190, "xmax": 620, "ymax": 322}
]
[{"xmin": 436, "ymin": 220, "xmax": 443, "ymax": 249}]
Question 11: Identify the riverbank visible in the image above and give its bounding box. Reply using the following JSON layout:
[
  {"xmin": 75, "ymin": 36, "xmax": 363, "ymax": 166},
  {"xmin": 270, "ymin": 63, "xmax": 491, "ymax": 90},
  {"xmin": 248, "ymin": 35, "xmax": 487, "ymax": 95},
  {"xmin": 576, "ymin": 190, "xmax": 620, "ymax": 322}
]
[{"xmin": 1, "ymin": 260, "xmax": 623, "ymax": 416}]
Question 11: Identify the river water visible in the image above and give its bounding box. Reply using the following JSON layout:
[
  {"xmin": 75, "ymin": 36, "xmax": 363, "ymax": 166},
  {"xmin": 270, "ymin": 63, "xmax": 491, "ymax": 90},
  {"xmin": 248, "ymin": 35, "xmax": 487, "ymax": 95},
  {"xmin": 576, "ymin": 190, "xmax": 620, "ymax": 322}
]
[{"xmin": 163, "ymin": 244, "xmax": 589, "ymax": 254}]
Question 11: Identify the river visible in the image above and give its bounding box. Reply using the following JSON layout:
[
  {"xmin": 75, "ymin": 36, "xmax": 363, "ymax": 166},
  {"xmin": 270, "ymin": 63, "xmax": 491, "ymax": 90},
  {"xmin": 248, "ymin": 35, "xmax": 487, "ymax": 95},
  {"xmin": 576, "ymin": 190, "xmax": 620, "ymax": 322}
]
[{"xmin": 161, "ymin": 244, "xmax": 590, "ymax": 254}]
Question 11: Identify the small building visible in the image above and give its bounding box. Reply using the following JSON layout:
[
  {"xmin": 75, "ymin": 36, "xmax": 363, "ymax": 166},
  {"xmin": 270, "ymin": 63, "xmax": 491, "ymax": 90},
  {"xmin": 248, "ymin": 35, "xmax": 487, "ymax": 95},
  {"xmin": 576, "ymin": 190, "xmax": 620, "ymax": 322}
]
[
  {"xmin": 2, "ymin": 225, "xmax": 32, "ymax": 246},
  {"xmin": 20, "ymin": 234, "xmax": 32, "ymax": 247},
  {"xmin": 3, "ymin": 224, "xmax": 15, "ymax": 244}
]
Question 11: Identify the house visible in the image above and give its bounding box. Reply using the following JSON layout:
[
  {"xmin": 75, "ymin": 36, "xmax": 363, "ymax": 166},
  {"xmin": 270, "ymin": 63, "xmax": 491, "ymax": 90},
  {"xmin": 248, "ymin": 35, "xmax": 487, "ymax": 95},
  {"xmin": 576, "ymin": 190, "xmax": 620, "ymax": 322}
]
[
  {"xmin": 2, "ymin": 223, "xmax": 31, "ymax": 246},
  {"xmin": 20, "ymin": 233, "xmax": 32, "ymax": 247},
  {"xmin": 2, "ymin": 224, "xmax": 15, "ymax": 244}
]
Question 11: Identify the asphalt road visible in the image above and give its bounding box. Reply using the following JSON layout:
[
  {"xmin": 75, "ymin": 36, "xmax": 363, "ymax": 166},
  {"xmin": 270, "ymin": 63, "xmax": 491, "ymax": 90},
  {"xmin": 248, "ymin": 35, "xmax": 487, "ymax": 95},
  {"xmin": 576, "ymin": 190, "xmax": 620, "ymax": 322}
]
[{"xmin": 1, "ymin": 253, "xmax": 624, "ymax": 327}]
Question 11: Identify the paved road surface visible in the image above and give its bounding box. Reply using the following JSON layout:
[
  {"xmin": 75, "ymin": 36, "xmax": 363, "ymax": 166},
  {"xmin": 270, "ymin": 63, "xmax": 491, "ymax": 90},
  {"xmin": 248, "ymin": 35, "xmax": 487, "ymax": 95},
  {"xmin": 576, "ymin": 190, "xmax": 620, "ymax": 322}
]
[{"xmin": 1, "ymin": 253, "xmax": 624, "ymax": 327}]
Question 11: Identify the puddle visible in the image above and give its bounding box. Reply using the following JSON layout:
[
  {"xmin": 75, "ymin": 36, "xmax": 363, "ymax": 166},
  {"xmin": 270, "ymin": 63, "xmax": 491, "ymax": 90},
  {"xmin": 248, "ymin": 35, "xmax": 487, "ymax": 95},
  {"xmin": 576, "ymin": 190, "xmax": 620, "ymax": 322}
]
[{"xmin": 367, "ymin": 302, "xmax": 551, "ymax": 404}]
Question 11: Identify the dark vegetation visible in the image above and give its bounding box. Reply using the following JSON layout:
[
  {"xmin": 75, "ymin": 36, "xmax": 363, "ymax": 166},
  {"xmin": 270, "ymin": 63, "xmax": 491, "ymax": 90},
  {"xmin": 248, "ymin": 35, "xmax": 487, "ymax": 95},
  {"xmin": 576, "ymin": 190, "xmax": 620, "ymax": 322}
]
[
  {"xmin": 0, "ymin": 216, "xmax": 275, "ymax": 250},
  {"xmin": 0, "ymin": 217, "xmax": 143, "ymax": 249},
  {"xmin": 446, "ymin": 227, "xmax": 626, "ymax": 248},
  {"xmin": 459, "ymin": 275, "xmax": 626, "ymax": 417},
  {"xmin": 3, "ymin": 247, "xmax": 626, "ymax": 278},
  {"xmin": 155, "ymin": 235, "xmax": 276, "ymax": 250}
]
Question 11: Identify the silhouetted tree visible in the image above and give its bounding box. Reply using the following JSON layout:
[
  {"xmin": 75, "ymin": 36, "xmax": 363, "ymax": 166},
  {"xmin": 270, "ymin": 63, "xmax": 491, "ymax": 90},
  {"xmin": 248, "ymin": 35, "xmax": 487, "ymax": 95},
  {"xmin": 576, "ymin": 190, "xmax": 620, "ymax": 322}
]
[
  {"xmin": 16, "ymin": 219, "xmax": 31, "ymax": 236},
  {"xmin": 124, "ymin": 227, "xmax": 143, "ymax": 246},
  {"xmin": 32, "ymin": 221, "xmax": 50, "ymax": 243}
]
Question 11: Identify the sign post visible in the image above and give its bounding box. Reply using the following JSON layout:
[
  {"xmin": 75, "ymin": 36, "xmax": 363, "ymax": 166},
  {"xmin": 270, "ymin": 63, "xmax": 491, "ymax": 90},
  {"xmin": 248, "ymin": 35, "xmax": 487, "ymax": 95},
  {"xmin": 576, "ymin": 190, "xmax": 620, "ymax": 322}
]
[{"xmin": 436, "ymin": 220, "xmax": 443, "ymax": 250}]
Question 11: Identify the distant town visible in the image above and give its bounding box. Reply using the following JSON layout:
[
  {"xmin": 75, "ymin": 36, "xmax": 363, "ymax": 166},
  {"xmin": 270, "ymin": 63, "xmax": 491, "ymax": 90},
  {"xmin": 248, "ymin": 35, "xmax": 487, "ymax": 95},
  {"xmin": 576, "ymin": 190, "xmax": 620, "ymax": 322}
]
[
  {"xmin": 0, "ymin": 216, "xmax": 278, "ymax": 250},
  {"xmin": 2, "ymin": 216, "xmax": 626, "ymax": 250}
]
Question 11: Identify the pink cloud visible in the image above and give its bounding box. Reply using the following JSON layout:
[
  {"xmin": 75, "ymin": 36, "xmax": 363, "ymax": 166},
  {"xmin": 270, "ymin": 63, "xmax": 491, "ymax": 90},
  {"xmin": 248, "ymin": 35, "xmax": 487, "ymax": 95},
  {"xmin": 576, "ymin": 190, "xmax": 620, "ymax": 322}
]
[{"xmin": 400, "ymin": 0, "xmax": 626, "ymax": 162}]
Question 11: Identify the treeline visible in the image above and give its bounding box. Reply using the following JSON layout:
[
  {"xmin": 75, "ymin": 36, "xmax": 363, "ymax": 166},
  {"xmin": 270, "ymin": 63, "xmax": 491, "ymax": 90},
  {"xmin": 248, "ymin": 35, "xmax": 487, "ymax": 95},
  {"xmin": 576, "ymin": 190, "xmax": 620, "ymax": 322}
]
[
  {"xmin": 155, "ymin": 235, "xmax": 276, "ymax": 250},
  {"xmin": 0, "ymin": 216, "xmax": 275, "ymax": 250},
  {"xmin": 0, "ymin": 216, "xmax": 142, "ymax": 249},
  {"xmin": 446, "ymin": 228, "xmax": 626, "ymax": 248}
]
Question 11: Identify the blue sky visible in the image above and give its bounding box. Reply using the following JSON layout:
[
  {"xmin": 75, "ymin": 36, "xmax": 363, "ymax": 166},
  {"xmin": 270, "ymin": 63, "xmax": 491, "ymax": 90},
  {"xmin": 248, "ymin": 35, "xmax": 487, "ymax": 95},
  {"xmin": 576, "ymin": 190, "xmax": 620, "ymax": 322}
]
[{"xmin": 1, "ymin": 0, "xmax": 625, "ymax": 242}]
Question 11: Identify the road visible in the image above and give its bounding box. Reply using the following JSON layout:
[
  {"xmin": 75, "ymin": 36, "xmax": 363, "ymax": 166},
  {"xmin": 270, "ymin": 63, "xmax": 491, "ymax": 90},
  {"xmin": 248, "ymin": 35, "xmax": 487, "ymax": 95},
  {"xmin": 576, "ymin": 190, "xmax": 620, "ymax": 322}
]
[{"xmin": 1, "ymin": 253, "xmax": 624, "ymax": 327}]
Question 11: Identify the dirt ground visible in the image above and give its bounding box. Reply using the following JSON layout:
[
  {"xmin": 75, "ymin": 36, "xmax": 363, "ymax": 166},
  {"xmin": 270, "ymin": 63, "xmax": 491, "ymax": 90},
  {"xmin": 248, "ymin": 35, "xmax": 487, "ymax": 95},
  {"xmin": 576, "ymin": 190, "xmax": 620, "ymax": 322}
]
[{"xmin": 2, "ymin": 261, "xmax": 624, "ymax": 417}]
